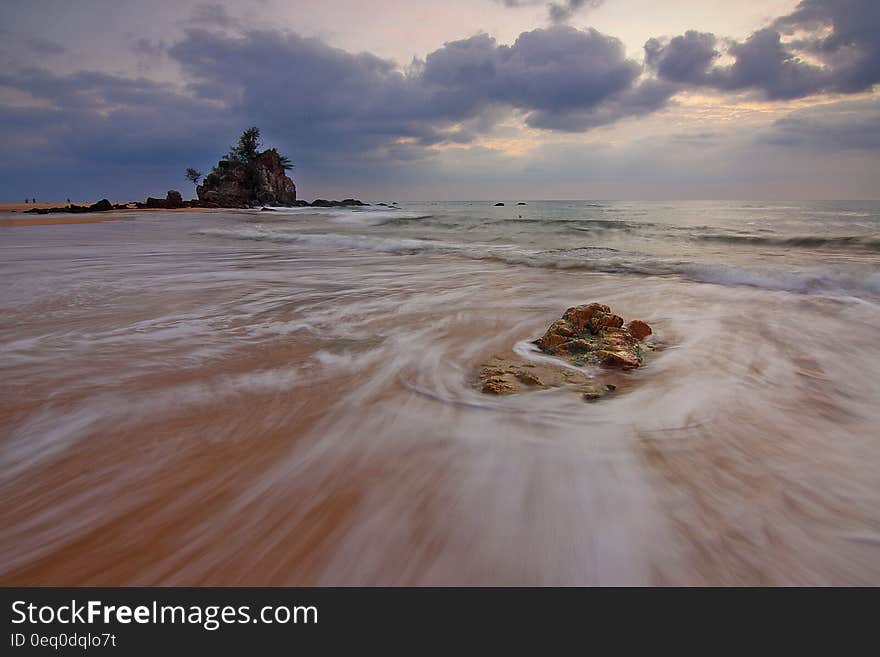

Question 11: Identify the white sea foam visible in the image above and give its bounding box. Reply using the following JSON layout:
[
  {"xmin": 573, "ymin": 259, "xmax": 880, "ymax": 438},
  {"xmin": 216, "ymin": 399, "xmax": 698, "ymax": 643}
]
[
  {"xmin": 195, "ymin": 222, "xmax": 880, "ymax": 300},
  {"xmin": 682, "ymin": 264, "xmax": 880, "ymax": 297},
  {"xmin": 260, "ymin": 206, "xmax": 431, "ymax": 226}
]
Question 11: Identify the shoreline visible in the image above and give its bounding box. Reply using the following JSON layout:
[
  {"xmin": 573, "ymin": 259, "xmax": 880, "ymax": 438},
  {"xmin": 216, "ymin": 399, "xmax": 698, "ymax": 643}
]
[
  {"xmin": 0, "ymin": 204, "xmax": 228, "ymax": 227},
  {"xmin": 0, "ymin": 198, "xmax": 371, "ymax": 226}
]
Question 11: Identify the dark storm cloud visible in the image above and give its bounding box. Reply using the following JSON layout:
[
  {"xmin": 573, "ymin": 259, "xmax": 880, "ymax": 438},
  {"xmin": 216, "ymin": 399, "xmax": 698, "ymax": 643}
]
[
  {"xmin": 645, "ymin": 0, "xmax": 880, "ymax": 100},
  {"xmin": 774, "ymin": 0, "xmax": 880, "ymax": 93},
  {"xmin": 167, "ymin": 24, "xmax": 674, "ymax": 154},
  {"xmin": 645, "ymin": 29, "xmax": 827, "ymax": 100},
  {"xmin": 167, "ymin": 28, "xmax": 445, "ymax": 159},
  {"xmin": 0, "ymin": 21, "xmax": 674, "ymax": 198},
  {"xmin": 0, "ymin": 68, "xmax": 234, "ymax": 167},
  {"xmin": 524, "ymin": 78, "xmax": 676, "ymax": 131},
  {"xmin": 644, "ymin": 31, "xmax": 719, "ymax": 85},
  {"xmin": 722, "ymin": 28, "xmax": 827, "ymax": 100},
  {"xmin": 419, "ymin": 26, "xmax": 663, "ymax": 127}
]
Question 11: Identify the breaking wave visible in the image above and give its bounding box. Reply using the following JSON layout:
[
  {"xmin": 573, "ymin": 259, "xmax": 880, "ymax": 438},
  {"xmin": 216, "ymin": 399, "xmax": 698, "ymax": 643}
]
[
  {"xmin": 260, "ymin": 206, "xmax": 432, "ymax": 226},
  {"xmin": 696, "ymin": 232, "xmax": 880, "ymax": 251},
  {"xmin": 197, "ymin": 225, "xmax": 880, "ymax": 299}
]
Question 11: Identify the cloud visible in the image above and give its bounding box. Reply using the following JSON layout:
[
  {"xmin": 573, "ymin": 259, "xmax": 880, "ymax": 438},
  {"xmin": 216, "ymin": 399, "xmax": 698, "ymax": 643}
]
[
  {"xmin": 133, "ymin": 38, "xmax": 166, "ymax": 59},
  {"xmin": 760, "ymin": 98, "xmax": 880, "ymax": 151},
  {"xmin": 0, "ymin": 21, "xmax": 676, "ymax": 198},
  {"xmin": 524, "ymin": 78, "xmax": 676, "ymax": 131},
  {"xmin": 724, "ymin": 28, "xmax": 827, "ymax": 100},
  {"xmin": 168, "ymin": 28, "xmax": 444, "ymax": 162},
  {"xmin": 420, "ymin": 26, "xmax": 664, "ymax": 127},
  {"xmin": 644, "ymin": 31, "xmax": 719, "ymax": 85},
  {"xmin": 774, "ymin": 0, "xmax": 880, "ymax": 93},
  {"xmin": 0, "ymin": 68, "xmax": 235, "ymax": 170},
  {"xmin": 645, "ymin": 0, "xmax": 880, "ymax": 100},
  {"xmin": 25, "ymin": 36, "xmax": 67, "ymax": 56},
  {"xmin": 547, "ymin": 0, "xmax": 604, "ymax": 23},
  {"xmin": 2, "ymin": 0, "xmax": 878, "ymax": 200},
  {"xmin": 494, "ymin": 0, "xmax": 603, "ymax": 24},
  {"xmin": 166, "ymin": 23, "xmax": 675, "ymax": 158},
  {"xmin": 188, "ymin": 2, "xmax": 235, "ymax": 29},
  {"xmin": 646, "ymin": 29, "xmax": 827, "ymax": 100}
]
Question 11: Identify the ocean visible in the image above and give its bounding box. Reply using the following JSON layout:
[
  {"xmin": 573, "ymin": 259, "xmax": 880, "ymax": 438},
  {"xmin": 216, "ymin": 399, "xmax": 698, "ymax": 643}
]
[{"xmin": 1, "ymin": 200, "xmax": 879, "ymax": 584}]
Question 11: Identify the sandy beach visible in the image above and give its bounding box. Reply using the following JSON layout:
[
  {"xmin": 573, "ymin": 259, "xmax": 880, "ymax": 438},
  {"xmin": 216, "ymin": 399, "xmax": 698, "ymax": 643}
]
[{"xmin": 0, "ymin": 202, "xmax": 223, "ymax": 227}]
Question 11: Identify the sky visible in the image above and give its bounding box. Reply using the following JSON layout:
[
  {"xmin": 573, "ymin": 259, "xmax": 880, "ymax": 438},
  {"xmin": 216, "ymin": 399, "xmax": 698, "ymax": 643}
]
[{"xmin": 1, "ymin": 0, "xmax": 878, "ymax": 201}]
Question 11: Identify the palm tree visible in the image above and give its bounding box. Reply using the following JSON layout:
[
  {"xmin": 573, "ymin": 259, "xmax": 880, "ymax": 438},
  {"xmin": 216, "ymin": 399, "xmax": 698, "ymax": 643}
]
[
  {"xmin": 228, "ymin": 127, "xmax": 262, "ymax": 164},
  {"xmin": 185, "ymin": 167, "xmax": 203, "ymax": 185}
]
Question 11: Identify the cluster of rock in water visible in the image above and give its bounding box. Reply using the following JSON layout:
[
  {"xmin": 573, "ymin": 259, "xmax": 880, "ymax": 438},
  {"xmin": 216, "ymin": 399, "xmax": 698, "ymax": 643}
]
[
  {"xmin": 23, "ymin": 190, "xmax": 205, "ymax": 214},
  {"xmin": 478, "ymin": 303, "xmax": 653, "ymax": 402}
]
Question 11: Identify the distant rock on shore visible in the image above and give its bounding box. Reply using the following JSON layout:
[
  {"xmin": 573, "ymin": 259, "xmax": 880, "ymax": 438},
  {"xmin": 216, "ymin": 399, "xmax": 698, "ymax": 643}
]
[
  {"xmin": 142, "ymin": 190, "xmax": 186, "ymax": 209},
  {"xmin": 22, "ymin": 190, "xmax": 196, "ymax": 214},
  {"xmin": 24, "ymin": 198, "xmax": 121, "ymax": 215},
  {"xmin": 307, "ymin": 198, "xmax": 366, "ymax": 207}
]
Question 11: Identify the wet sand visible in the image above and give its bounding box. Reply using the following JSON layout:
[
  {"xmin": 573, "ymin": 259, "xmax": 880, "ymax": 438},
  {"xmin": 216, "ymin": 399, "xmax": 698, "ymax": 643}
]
[{"xmin": 0, "ymin": 215, "xmax": 137, "ymax": 227}]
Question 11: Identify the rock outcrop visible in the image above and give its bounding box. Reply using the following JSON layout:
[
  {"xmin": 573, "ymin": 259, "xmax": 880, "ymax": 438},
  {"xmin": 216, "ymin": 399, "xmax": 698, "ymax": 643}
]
[
  {"xmin": 197, "ymin": 148, "xmax": 296, "ymax": 207},
  {"xmin": 24, "ymin": 198, "xmax": 115, "ymax": 215},
  {"xmin": 309, "ymin": 198, "xmax": 366, "ymax": 207},
  {"xmin": 476, "ymin": 303, "xmax": 654, "ymax": 402},
  {"xmin": 165, "ymin": 190, "xmax": 183, "ymax": 208},
  {"xmin": 534, "ymin": 303, "xmax": 652, "ymax": 370},
  {"xmin": 143, "ymin": 190, "xmax": 185, "ymax": 209},
  {"xmin": 478, "ymin": 354, "xmax": 620, "ymax": 401}
]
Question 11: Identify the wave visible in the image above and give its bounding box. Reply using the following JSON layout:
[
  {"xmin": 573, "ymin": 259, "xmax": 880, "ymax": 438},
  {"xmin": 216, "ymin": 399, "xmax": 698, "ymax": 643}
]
[
  {"xmin": 468, "ymin": 217, "xmax": 656, "ymax": 235},
  {"xmin": 260, "ymin": 206, "xmax": 432, "ymax": 226},
  {"xmin": 328, "ymin": 211, "xmax": 433, "ymax": 226},
  {"xmin": 197, "ymin": 225, "xmax": 880, "ymax": 299},
  {"xmin": 681, "ymin": 264, "xmax": 880, "ymax": 297},
  {"xmin": 197, "ymin": 226, "xmax": 478, "ymax": 255},
  {"xmin": 696, "ymin": 232, "xmax": 880, "ymax": 252}
]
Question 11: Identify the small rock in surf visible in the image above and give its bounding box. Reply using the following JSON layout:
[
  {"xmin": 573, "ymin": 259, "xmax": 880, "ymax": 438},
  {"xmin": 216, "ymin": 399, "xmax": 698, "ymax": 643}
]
[
  {"xmin": 476, "ymin": 303, "xmax": 653, "ymax": 401},
  {"xmin": 535, "ymin": 303, "xmax": 652, "ymax": 370}
]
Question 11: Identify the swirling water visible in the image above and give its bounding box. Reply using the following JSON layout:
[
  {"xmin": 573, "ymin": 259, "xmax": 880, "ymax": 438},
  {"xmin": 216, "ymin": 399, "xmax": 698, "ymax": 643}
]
[{"xmin": 1, "ymin": 200, "xmax": 879, "ymax": 585}]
